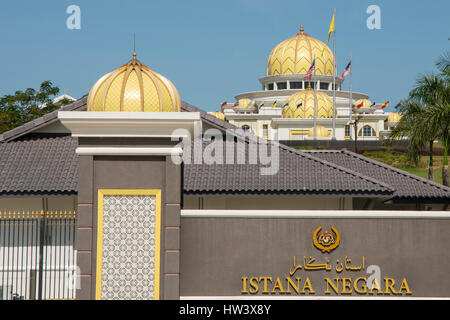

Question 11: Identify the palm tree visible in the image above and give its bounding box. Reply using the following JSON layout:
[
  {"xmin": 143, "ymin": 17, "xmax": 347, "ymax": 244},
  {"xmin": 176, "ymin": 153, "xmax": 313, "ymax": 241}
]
[
  {"xmin": 388, "ymin": 99, "xmax": 434, "ymax": 179},
  {"xmin": 433, "ymin": 50, "xmax": 450, "ymax": 186},
  {"xmin": 436, "ymin": 50, "xmax": 450, "ymax": 76},
  {"xmin": 426, "ymin": 96, "xmax": 450, "ymax": 186},
  {"xmin": 388, "ymin": 52, "xmax": 449, "ymax": 186},
  {"xmin": 410, "ymin": 74, "xmax": 447, "ymax": 182}
]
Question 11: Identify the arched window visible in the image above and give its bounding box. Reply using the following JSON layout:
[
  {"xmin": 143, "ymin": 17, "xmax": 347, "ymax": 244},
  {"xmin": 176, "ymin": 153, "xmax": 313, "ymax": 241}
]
[
  {"xmin": 344, "ymin": 125, "xmax": 351, "ymax": 137},
  {"xmin": 241, "ymin": 125, "xmax": 251, "ymax": 132},
  {"xmin": 358, "ymin": 125, "xmax": 376, "ymax": 137}
]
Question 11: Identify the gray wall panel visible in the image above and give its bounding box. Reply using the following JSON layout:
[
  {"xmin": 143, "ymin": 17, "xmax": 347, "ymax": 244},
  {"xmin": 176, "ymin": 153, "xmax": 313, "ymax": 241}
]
[{"xmin": 180, "ymin": 217, "xmax": 450, "ymax": 297}]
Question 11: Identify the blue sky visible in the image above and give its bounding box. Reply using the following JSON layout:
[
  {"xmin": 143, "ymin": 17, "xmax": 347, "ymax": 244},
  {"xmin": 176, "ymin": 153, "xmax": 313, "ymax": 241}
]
[{"xmin": 0, "ymin": 0, "xmax": 448, "ymax": 112}]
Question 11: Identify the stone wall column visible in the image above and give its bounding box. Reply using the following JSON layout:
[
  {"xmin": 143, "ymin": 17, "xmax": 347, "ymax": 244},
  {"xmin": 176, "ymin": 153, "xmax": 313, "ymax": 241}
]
[
  {"xmin": 59, "ymin": 111, "xmax": 200, "ymax": 300},
  {"xmin": 75, "ymin": 155, "xmax": 94, "ymax": 300},
  {"xmin": 163, "ymin": 160, "xmax": 181, "ymax": 299}
]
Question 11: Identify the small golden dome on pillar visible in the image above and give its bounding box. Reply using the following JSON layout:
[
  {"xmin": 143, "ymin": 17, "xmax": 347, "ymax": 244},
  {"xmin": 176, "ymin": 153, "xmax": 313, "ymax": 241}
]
[{"xmin": 87, "ymin": 52, "xmax": 181, "ymax": 112}]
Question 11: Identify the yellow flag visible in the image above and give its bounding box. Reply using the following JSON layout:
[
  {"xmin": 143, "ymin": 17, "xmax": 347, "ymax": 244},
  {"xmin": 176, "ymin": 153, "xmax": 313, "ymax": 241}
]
[{"xmin": 321, "ymin": 11, "xmax": 335, "ymax": 56}]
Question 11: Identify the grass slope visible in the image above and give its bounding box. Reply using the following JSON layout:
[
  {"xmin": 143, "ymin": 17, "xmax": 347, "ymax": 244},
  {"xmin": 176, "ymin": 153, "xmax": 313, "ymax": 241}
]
[{"xmin": 361, "ymin": 151, "xmax": 444, "ymax": 184}]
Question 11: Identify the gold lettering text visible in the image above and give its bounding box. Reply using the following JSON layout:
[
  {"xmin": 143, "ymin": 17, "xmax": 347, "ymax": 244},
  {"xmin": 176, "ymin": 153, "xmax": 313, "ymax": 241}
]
[
  {"xmin": 398, "ymin": 278, "xmax": 412, "ymax": 295},
  {"xmin": 341, "ymin": 278, "xmax": 352, "ymax": 295},
  {"xmin": 301, "ymin": 277, "xmax": 315, "ymax": 294},
  {"xmin": 354, "ymin": 277, "xmax": 368, "ymax": 294},
  {"xmin": 324, "ymin": 277, "xmax": 339, "ymax": 295},
  {"xmin": 241, "ymin": 277, "xmax": 248, "ymax": 294},
  {"xmin": 271, "ymin": 277, "xmax": 285, "ymax": 294},
  {"xmin": 368, "ymin": 278, "xmax": 383, "ymax": 295},
  {"xmin": 384, "ymin": 278, "xmax": 398, "ymax": 295},
  {"xmin": 286, "ymin": 277, "xmax": 300, "ymax": 294},
  {"xmin": 249, "ymin": 277, "xmax": 259, "ymax": 294},
  {"xmin": 259, "ymin": 277, "xmax": 272, "ymax": 294}
]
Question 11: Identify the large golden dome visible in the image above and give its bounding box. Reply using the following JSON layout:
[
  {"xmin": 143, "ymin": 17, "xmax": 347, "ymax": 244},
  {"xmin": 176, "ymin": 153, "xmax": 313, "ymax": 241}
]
[
  {"xmin": 267, "ymin": 25, "xmax": 335, "ymax": 76},
  {"xmin": 87, "ymin": 53, "xmax": 181, "ymax": 112},
  {"xmin": 282, "ymin": 88, "xmax": 333, "ymax": 119}
]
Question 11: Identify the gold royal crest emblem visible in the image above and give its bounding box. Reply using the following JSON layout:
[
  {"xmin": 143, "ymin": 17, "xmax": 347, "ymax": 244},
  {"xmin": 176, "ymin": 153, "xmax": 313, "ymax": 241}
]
[{"xmin": 313, "ymin": 226, "xmax": 340, "ymax": 253}]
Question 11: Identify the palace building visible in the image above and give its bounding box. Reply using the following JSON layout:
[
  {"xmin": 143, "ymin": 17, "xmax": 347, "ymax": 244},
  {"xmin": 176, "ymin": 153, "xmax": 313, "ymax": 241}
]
[
  {"xmin": 0, "ymin": 38, "xmax": 449, "ymax": 300},
  {"xmin": 216, "ymin": 25, "xmax": 401, "ymax": 142}
]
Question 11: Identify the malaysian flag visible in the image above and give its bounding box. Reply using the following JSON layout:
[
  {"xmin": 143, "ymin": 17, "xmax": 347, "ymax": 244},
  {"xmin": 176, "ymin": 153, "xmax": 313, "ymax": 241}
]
[
  {"xmin": 338, "ymin": 61, "xmax": 351, "ymax": 81},
  {"xmin": 271, "ymin": 101, "xmax": 277, "ymax": 109},
  {"xmin": 303, "ymin": 59, "xmax": 315, "ymax": 81}
]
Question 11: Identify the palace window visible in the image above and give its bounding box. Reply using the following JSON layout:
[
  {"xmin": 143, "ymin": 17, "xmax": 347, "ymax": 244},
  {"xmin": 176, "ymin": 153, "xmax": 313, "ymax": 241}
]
[
  {"xmin": 262, "ymin": 124, "xmax": 269, "ymax": 138},
  {"xmin": 268, "ymin": 83, "xmax": 274, "ymax": 90},
  {"xmin": 290, "ymin": 81, "xmax": 302, "ymax": 89},
  {"xmin": 345, "ymin": 125, "xmax": 351, "ymax": 137},
  {"xmin": 277, "ymin": 82, "xmax": 287, "ymax": 90},
  {"xmin": 241, "ymin": 125, "xmax": 251, "ymax": 132},
  {"xmin": 320, "ymin": 82, "xmax": 329, "ymax": 90},
  {"xmin": 358, "ymin": 125, "xmax": 376, "ymax": 137}
]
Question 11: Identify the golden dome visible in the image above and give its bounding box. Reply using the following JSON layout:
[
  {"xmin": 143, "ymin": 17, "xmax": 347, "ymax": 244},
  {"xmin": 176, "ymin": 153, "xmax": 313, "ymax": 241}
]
[
  {"xmin": 267, "ymin": 25, "xmax": 335, "ymax": 76},
  {"xmin": 211, "ymin": 111, "xmax": 225, "ymax": 120},
  {"xmin": 307, "ymin": 125, "xmax": 330, "ymax": 138},
  {"xmin": 387, "ymin": 112, "xmax": 402, "ymax": 122},
  {"xmin": 354, "ymin": 99, "xmax": 372, "ymax": 108},
  {"xmin": 282, "ymin": 88, "xmax": 333, "ymax": 119},
  {"xmin": 87, "ymin": 53, "xmax": 181, "ymax": 112}
]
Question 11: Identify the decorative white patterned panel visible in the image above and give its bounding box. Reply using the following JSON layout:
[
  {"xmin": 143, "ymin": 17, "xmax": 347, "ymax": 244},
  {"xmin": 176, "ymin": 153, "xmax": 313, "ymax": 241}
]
[{"xmin": 100, "ymin": 194, "xmax": 157, "ymax": 300}]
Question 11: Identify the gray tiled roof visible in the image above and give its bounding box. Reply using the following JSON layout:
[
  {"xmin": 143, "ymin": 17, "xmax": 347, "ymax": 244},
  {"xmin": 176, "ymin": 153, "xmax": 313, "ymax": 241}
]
[
  {"xmin": 0, "ymin": 135, "xmax": 78, "ymax": 195},
  {"xmin": 0, "ymin": 97, "xmax": 447, "ymax": 201},
  {"xmin": 305, "ymin": 150, "xmax": 450, "ymax": 201},
  {"xmin": 183, "ymin": 139, "xmax": 393, "ymax": 195},
  {"xmin": 181, "ymin": 102, "xmax": 394, "ymax": 195},
  {"xmin": 0, "ymin": 134, "xmax": 392, "ymax": 197},
  {"xmin": 0, "ymin": 97, "xmax": 87, "ymax": 143}
]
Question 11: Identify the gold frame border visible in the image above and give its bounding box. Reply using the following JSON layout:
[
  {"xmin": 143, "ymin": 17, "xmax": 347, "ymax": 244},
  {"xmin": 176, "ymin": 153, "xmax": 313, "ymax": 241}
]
[{"xmin": 96, "ymin": 189, "xmax": 162, "ymax": 300}]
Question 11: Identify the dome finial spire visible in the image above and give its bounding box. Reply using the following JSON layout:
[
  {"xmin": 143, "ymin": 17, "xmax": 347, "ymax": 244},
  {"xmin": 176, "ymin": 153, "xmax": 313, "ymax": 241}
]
[
  {"xmin": 300, "ymin": 24, "xmax": 304, "ymax": 33},
  {"xmin": 132, "ymin": 33, "xmax": 136, "ymax": 61}
]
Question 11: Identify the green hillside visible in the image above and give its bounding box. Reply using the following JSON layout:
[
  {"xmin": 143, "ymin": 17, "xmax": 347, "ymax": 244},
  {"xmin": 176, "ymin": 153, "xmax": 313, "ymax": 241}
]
[{"xmin": 362, "ymin": 151, "xmax": 444, "ymax": 184}]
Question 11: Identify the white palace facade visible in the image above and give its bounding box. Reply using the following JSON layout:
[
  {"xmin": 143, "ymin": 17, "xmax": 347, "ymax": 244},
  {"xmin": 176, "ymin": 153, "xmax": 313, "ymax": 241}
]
[{"xmin": 211, "ymin": 25, "xmax": 402, "ymax": 142}]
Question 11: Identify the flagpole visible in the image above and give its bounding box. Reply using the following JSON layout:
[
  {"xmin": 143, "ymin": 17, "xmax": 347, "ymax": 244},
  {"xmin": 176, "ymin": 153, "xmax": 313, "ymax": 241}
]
[
  {"xmin": 349, "ymin": 54, "xmax": 352, "ymax": 124},
  {"xmin": 313, "ymin": 57, "xmax": 317, "ymax": 140},
  {"xmin": 332, "ymin": 8, "xmax": 336, "ymax": 140}
]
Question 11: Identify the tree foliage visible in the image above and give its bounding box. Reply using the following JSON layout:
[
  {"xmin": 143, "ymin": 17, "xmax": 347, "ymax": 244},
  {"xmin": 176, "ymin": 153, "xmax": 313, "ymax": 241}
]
[
  {"xmin": 388, "ymin": 51, "xmax": 450, "ymax": 186},
  {"xmin": 0, "ymin": 81, "xmax": 73, "ymax": 134}
]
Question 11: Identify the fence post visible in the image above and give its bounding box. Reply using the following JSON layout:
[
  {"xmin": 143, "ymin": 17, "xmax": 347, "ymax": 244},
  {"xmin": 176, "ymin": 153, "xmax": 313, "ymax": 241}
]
[{"xmin": 37, "ymin": 211, "xmax": 46, "ymax": 300}]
